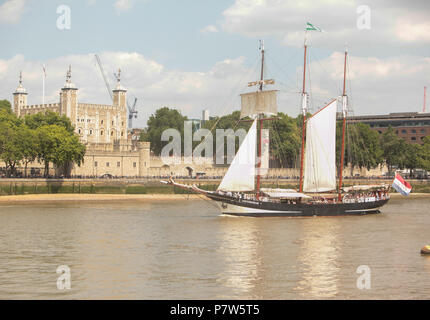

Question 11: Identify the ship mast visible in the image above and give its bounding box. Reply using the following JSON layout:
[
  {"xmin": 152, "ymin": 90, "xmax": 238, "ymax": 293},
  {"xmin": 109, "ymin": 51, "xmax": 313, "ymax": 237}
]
[
  {"xmin": 299, "ymin": 39, "xmax": 308, "ymax": 192},
  {"xmin": 338, "ymin": 47, "xmax": 348, "ymax": 201},
  {"xmin": 256, "ymin": 40, "xmax": 265, "ymax": 199}
]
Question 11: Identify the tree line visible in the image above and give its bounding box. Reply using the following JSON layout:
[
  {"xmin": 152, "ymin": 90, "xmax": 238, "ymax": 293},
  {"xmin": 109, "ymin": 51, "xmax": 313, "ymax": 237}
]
[
  {"xmin": 0, "ymin": 100, "xmax": 85, "ymax": 178},
  {"xmin": 141, "ymin": 107, "xmax": 430, "ymax": 175}
]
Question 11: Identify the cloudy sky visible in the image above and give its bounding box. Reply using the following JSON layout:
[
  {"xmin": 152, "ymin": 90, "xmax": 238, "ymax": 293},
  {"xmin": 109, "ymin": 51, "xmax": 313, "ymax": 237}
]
[{"xmin": 0, "ymin": 0, "xmax": 429, "ymax": 127}]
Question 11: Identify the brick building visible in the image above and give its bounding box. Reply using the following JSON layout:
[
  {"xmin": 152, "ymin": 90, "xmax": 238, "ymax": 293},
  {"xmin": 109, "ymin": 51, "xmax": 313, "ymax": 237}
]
[{"xmin": 348, "ymin": 112, "xmax": 430, "ymax": 144}]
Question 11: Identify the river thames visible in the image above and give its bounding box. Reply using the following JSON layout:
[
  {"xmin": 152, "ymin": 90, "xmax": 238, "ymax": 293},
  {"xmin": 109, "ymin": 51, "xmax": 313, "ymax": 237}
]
[{"xmin": 0, "ymin": 197, "xmax": 429, "ymax": 299}]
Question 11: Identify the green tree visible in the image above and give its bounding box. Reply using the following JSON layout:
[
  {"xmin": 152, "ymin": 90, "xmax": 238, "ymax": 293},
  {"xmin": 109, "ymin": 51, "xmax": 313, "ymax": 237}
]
[
  {"xmin": 268, "ymin": 112, "xmax": 300, "ymax": 167},
  {"xmin": 202, "ymin": 111, "xmax": 251, "ymax": 160},
  {"xmin": 25, "ymin": 111, "xmax": 74, "ymax": 133},
  {"xmin": 0, "ymin": 100, "xmax": 12, "ymax": 113},
  {"xmin": 145, "ymin": 107, "xmax": 188, "ymax": 155},
  {"xmin": 341, "ymin": 123, "xmax": 383, "ymax": 175},
  {"xmin": 402, "ymin": 142, "xmax": 422, "ymax": 176},
  {"xmin": 419, "ymin": 136, "xmax": 430, "ymax": 171},
  {"xmin": 380, "ymin": 127, "xmax": 406, "ymax": 174},
  {"xmin": 36, "ymin": 125, "xmax": 85, "ymax": 177},
  {"xmin": 0, "ymin": 122, "xmax": 23, "ymax": 176},
  {"xmin": 18, "ymin": 126, "xmax": 38, "ymax": 178}
]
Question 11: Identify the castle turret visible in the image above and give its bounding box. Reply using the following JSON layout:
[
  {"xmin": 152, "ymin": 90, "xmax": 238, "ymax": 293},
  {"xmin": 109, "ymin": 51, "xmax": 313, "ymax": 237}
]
[
  {"xmin": 60, "ymin": 65, "xmax": 78, "ymax": 123},
  {"xmin": 112, "ymin": 69, "xmax": 127, "ymax": 141},
  {"xmin": 13, "ymin": 71, "xmax": 27, "ymax": 117}
]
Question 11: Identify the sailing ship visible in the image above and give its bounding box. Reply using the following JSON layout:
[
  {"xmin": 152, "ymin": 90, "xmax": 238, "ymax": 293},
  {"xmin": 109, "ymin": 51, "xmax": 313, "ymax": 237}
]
[{"xmin": 163, "ymin": 40, "xmax": 390, "ymax": 217}]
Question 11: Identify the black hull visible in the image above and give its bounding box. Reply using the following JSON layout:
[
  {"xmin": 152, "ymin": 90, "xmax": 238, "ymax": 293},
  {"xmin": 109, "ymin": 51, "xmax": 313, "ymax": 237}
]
[{"xmin": 206, "ymin": 193, "xmax": 390, "ymax": 217}]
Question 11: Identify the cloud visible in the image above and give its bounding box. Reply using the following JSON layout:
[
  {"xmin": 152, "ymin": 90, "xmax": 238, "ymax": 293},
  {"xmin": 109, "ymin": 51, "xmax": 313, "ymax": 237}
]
[
  {"xmin": 200, "ymin": 25, "xmax": 219, "ymax": 33},
  {"xmin": 114, "ymin": 0, "xmax": 134, "ymax": 12},
  {"xmin": 1, "ymin": 51, "xmax": 428, "ymax": 128},
  {"xmin": 220, "ymin": 0, "xmax": 430, "ymax": 52},
  {"xmin": 0, "ymin": 52, "xmax": 253, "ymax": 127},
  {"xmin": 114, "ymin": 0, "xmax": 148, "ymax": 13},
  {"xmin": 295, "ymin": 52, "xmax": 430, "ymax": 116},
  {"xmin": 0, "ymin": 0, "xmax": 26, "ymax": 24}
]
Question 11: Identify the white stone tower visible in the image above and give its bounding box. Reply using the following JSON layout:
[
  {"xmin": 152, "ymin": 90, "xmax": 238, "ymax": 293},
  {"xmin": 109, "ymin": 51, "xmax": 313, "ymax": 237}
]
[
  {"xmin": 112, "ymin": 69, "xmax": 127, "ymax": 141},
  {"xmin": 60, "ymin": 65, "xmax": 78, "ymax": 124},
  {"xmin": 13, "ymin": 71, "xmax": 27, "ymax": 117}
]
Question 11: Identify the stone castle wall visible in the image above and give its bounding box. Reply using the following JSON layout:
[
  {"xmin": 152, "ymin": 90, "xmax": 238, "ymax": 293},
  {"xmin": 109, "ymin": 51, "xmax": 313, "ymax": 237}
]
[{"xmin": 11, "ymin": 70, "xmax": 149, "ymax": 177}]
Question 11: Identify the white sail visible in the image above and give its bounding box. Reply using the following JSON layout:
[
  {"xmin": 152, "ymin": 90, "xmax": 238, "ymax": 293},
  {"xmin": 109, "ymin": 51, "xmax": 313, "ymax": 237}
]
[
  {"xmin": 218, "ymin": 119, "xmax": 257, "ymax": 192},
  {"xmin": 303, "ymin": 100, "xmax": 337, "ymax": 193},
  {"xmin": 240, "ymin": 90, "xmax": 278, "ymax": 119}
]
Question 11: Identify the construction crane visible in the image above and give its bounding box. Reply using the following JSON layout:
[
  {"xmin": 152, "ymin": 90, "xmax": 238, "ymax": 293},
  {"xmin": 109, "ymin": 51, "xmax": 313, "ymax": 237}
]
[
  {"xmin": 95, "ymin": 54, "xmax": 139, "ymax": 129},
  {"xmin": 127, "ymin": 96, "xmax": 138, "ymax": 129},
  {"xmin": 94, "ymin": 54, "xmax": 113, "ymax": 102}
]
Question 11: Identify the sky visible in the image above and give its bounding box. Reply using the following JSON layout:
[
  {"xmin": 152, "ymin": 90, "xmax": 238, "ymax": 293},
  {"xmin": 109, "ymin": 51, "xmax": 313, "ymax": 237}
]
[{"xmin": 0, "ymin": 0, "xmax": 429, "ymax": 128}]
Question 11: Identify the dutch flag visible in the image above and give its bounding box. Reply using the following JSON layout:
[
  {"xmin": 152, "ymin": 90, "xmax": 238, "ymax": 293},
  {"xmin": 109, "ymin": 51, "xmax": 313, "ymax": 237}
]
[{"xmin": 392, "ymin": 173, "xmax": 412, "ymax": 196}]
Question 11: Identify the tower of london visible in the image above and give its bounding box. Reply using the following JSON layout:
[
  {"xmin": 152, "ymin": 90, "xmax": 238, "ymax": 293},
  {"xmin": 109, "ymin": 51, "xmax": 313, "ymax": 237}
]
[{"xmin": 12, "ymin": 67, "xmax": 151, "ymax": 177}]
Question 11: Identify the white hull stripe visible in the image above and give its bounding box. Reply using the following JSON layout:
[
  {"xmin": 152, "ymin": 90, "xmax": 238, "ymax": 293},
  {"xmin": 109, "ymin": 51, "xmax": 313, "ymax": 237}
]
[
  {"xmin": 345, "ymin": 207, "xmax": 381, "ymax": 213},
  {"xmin": 217, "ymin": 202, "xmax": 302, "ymax": 214}
]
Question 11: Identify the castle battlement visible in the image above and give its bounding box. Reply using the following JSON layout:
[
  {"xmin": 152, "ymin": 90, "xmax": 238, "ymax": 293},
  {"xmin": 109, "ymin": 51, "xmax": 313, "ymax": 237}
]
[
  {"xmin": 23, "ymin": 103, "xmax": 60, "ymax": 109},
  {"xmin": 78, "ymin": 103, "xmax": 121, "ymax": 110}
]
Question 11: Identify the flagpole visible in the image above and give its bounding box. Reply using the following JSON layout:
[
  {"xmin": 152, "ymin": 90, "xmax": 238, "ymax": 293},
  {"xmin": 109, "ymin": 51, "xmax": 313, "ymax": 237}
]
[
  {"xmin": 299, "ymin": 26, "xmax": 308, "ymax": 193},
  {"xmin": 42, "ymin": 65, "xmax": 45, "ymax": 106}
]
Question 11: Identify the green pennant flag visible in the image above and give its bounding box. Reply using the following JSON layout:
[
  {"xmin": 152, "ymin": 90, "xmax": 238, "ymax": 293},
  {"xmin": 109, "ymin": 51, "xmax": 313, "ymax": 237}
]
[{"xmin": 306, "ymin": 22, "xmax": 322, "ymax": 32}]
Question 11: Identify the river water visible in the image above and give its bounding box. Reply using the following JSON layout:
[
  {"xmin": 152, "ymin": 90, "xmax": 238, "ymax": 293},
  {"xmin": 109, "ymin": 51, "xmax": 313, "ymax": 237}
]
[{"xmin": 0, "ymin": 197, "xmax": 429, "ymax": 299}]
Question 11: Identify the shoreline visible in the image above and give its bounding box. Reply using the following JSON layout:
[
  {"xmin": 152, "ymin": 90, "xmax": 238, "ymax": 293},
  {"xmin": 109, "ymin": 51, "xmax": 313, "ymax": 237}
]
[
  {"xmin": 0, "ymin": 192, "xmax": 428, "ymax": 203},
  {"xmin": 0, "ymin": 194, "xmax": 204, "ymax": 203}
]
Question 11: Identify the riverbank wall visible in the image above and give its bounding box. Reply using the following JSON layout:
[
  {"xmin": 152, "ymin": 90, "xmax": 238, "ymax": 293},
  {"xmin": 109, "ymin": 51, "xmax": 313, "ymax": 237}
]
[{"xmin": 0, "ymin": 178, "xmax": 429, "ymax": 196}]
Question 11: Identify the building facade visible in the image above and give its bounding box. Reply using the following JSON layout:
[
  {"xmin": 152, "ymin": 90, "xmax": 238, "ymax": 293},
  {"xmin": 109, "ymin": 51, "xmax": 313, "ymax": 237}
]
[
  {"xmin": 348, "ymin": 112, "xmax": 430, "ymax": 144},
  {"xmin": 12, "ymin": 67, "xmax": 150, "ymax": 177}
]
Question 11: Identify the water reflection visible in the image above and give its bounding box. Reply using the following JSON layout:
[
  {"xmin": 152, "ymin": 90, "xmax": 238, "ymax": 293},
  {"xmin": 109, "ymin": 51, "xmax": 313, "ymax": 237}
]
[
  {"xmin": 216, "ymin": 216, "xmax": 262, "ymax": 299},
  {"xmin": 295, "ymin": 218, "xmax": 341, "ymax": 298}
]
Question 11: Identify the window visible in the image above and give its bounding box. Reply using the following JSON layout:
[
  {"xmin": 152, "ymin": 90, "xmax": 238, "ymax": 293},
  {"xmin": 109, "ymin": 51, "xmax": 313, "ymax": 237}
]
[
  {"xmin": 78, "ymin": 129, "xmax": 81, "ymax": 134},
  {"xmin": 411, "ymin": 137, "xmax": 416, "ymax": 141},
  {"xmin": 112, "ymin": 121, "xmax": 114, "ymax": 125},
  {"xmin": 106, "ymin": 162, "xmax": 110, "ymax": 167},
  {"xmin": 133, "ymin": 162, "xmax": 137, "ymax": 168},
  {"xmin": 401, "ymin": 129, "xmax": 407, "ymax": 134},
  {"xmin": 121, "ymin": 131, "xmax": 124, "ymax": 137},
  {"xmin": 101, "ymin": 120, "xmax": 104, "ymax": 125},
  {"xmin": 421, "ymin": 129, "xmax": 426, "ymax": 133},
  {"xmin": 111, "ymin": 131, "xmax": 114, "ymax": 136},
  {"xmin": 412, "ymin": 129, "xmax": 416, "ymax": 133},
  {"xmin": 117, "ymin": 162, "xmax": 120, "ymax": 167},
  {"xmin": 101, "ymin": 130, "xmax": 104, "ymax": 136},
  {"xmin": 94, "ymin": 161, "xmax": 98, "ymax": 167},
  {"xmin": 89, "ymin": 130, "xmax": 93, "ymax": 135}
]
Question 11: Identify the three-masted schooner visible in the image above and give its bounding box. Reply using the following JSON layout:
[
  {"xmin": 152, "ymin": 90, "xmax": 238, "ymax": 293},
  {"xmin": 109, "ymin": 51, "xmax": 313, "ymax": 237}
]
[{"xmin": 164, "ymin": 40, "xmax": 390, "ymax": 217}]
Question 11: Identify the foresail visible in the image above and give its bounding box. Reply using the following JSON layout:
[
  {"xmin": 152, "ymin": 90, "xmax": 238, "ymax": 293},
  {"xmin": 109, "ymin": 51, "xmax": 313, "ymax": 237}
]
[
  {"xmin": 218, "ymin": 119, "xmax": 257, "ymax": 192},
  {"xmin": 303, "ymin": 100, "xmax": 337, "ymax": 193}
]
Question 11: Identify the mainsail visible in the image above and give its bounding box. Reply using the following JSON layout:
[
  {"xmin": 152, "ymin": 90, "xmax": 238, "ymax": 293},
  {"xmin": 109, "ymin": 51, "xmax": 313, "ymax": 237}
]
[
  {"xmin": 303, "ymin": 100, "xmax": 337, "ymax": 193},
  {"xmin": 217, "ymin": 119, "xmax": 257, "ymax": 192},
  {"xmin": 240, "ymin": 90, "xmax": 278, "ymax": 119}
]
